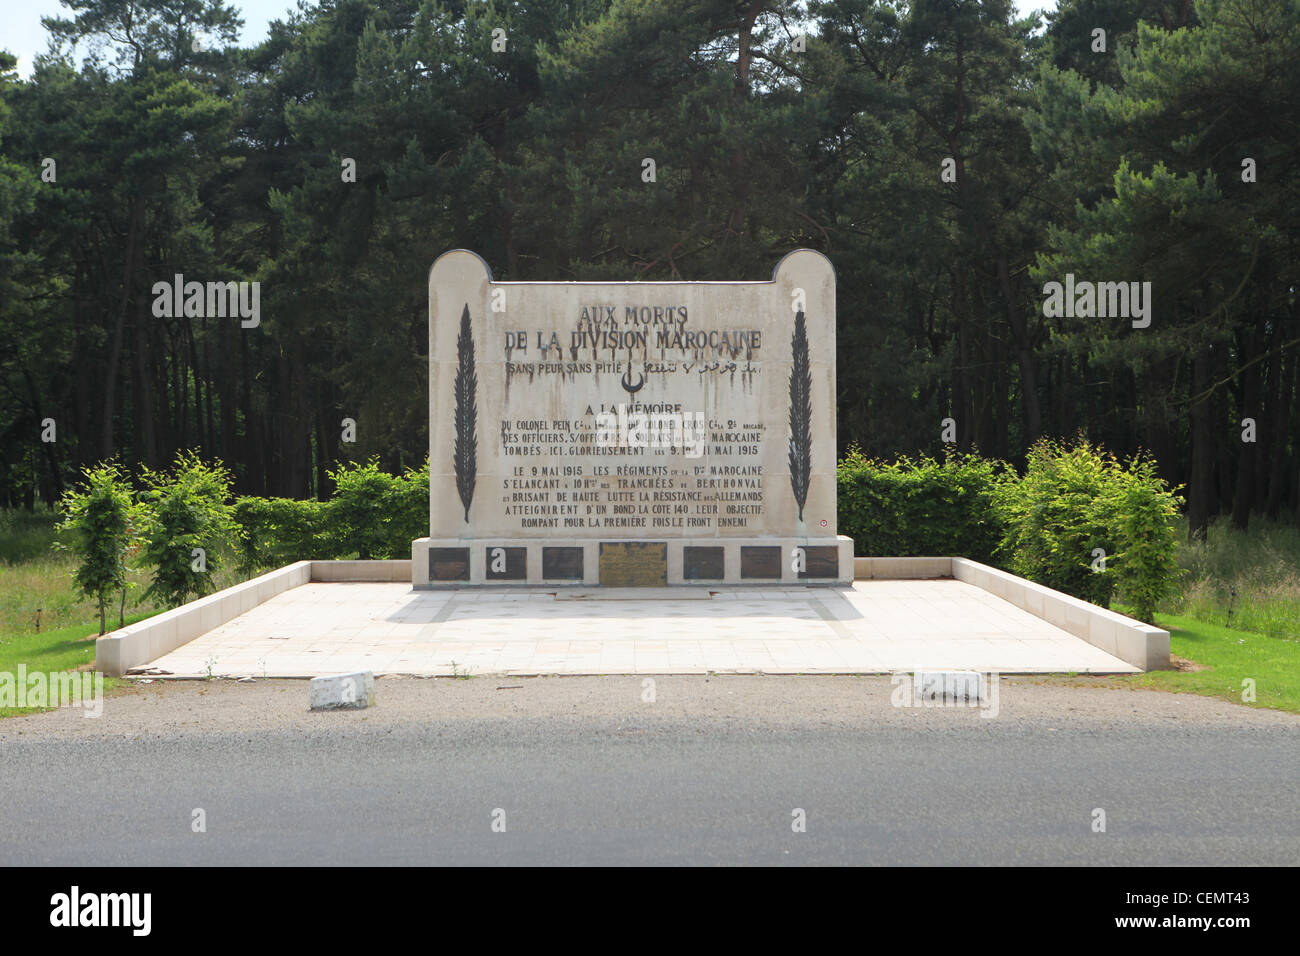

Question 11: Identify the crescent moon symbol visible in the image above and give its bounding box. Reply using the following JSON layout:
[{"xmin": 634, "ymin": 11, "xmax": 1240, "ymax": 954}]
[{"xmin": 621, "ymin": 366, "xmax": 645, "ymax": 395}]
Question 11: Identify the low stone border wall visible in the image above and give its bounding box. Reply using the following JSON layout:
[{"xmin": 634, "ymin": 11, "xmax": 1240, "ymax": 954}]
[
  {"xmin": 309, "ymin": 560, "xmax": 412, "ymax": 582},
  {"xmin": 951, "ymin": 558, "xmax": 1169, "ymax": 671},
  {"xmin": 851, "ymin": 555, "xmax": 1169, "ymax": 670},
  {"xmin": 96, "ymin": 555, "xmax": 1168, "ymax": 676},
  {"xmin": 853, "ymin": 556, "xmax": 952, "ymax": 579},
  {"xmin": 96, "ymin": 560, "xmax": 415, "ymax": 676},
  {"xmin": 96, "ymin": 561, "xmax": 312, "ymax": 677}
]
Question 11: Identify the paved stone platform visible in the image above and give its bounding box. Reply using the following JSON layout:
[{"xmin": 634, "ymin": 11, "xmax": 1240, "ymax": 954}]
[{"xmin": 142, "ymin": 580, "xmax": 1139, "ymax": 677}]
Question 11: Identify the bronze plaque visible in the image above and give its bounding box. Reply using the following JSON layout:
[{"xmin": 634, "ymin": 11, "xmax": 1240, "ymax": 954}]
[
  {"xmin": 542, "ymin": 546, "xmax": 584, "ymax": 580},
  {"xmin": 797, "ymin": 546, "xmax": 839, "ymax": 580},
  {"xmin": 430, "ymin": 547, "xmax": 470, "ymax": 582},
  {"xmin": 485, "ymin": 546, "xmax": 527, "ymax": 580},
  {"xmin": 740, "ymin": 546, "xmax": 782, "ymax": 579},
  {"xmin": 599, "ymin": 541, "xmax": 668, "ymax": 587},
  {"xmin": 683, "ymin": 546, "xmax": 725, "ymax": 580}
]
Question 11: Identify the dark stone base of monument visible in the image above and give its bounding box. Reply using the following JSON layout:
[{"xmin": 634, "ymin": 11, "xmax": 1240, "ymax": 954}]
[
  {"xmin": 542, "ymin": 546, "xmax": 584, "ymax": 580},
  {"xmin": 486, "ymin": 546, "xmax": 527, "ymax": 580},
  {"xmin": 414, "ymin": 537, "xmax": 852, "ymax": 586},
  {"xmin": 797, "ymin": 546, "xmax": 839, "ymax": 580},
  {"xmin": 599, "ymin": 542, "xmax": 668, "ymax": 586},
  {"xmin": 741, "ymin": 546, "xmax": 782, "ymax": 579},
  {"xmin": 430, "ymin": 548, "xmax": 470, "ymax": 582},
  {"xmin": 683, "ymin": 546, "xmax": 725, "ymax": 580}
]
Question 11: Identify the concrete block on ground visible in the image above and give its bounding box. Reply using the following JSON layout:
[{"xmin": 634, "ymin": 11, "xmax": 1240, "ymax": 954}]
[
  {"xmin": 914, "ymin": 670, "xmax": 986, "ymax": 703},
  {"xmin": 310, "ymin": 671, "xmax": 376, "ymax": 711}
]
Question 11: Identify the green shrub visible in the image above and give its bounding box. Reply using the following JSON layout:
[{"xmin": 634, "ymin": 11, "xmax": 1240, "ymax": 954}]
[
  {"xmin": 993, "ymin": 438, "xmax": 1183, "ymax": 622},
  {"xmin": 327, "ymin": 459, "xmax": 428, "ymax": 560},
  {"xmin": 837, "ymin": 450, "xmax": 1005, "ymax": 562},
  {"xmin": 233, "ymin": 496, "xmax": 334, "ymax": 573},
  {"xmin": 1112, "ymin": 455, "xmax": 1184, "ymax": 623},
  {"xmin": 393, "ymin": 459, "xmax": 430, "ymax": 543},
  {"xmin": 53, "ymin": 462, "xmax": 137, "ymax": 634},
  {"xmin": 136, "ymin": 451, "xmax": 241, "ymax": 607},
  {"xmin": 229, "ymin": 459, "xmax": 429, "ymax": 567},
  {"xmin": 993, "ymin": 439, "xmax": 1119, "ymax": 607}
]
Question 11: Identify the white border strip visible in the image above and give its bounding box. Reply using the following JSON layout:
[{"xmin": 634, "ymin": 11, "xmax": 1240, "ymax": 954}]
[
  {"xmin": 95, "ymin": 560, "xmax": 414, "ymax": 675},
  {"xmin": 95, "ymin": 561, "xmax": 312, "ymax": 677},
  {"xmin": 951, "ymin": 558, "xmax": 1169, "ymax": 671},
  {"xmin": 853, "ymin": 556, "xmax": 1168, "ymax": 670},
  {"xmin": 95, "ymin": 555, "xmax": 1168, "ymax": 676}
]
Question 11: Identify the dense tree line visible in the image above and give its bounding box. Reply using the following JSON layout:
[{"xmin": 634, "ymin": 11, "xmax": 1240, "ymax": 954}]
[{"xmin": 0, "ymin": 0, "xmax": 1296, "ymax": 540}]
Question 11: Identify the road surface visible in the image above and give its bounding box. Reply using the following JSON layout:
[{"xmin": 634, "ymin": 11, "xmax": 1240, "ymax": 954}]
[{"xmin": 1, "ymin": 675, "xmax": 1295, "ymax": 865}]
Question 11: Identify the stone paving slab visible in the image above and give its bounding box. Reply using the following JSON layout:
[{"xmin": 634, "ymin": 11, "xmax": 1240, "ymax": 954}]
[{"xmin": 143, "ymin": 580, "xmax": 1139, "ymax": 677}]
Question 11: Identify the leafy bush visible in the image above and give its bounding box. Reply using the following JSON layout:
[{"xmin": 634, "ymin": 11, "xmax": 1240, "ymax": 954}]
[
  {"xmin": 992, "ymin": 439, "xmax": 1122, "ymax": 607},
  {"xmin": 993, "ymin": 439, "xmax": 1183, "ymax": 621},
  {"xmin": 53, "ymin": 462, "xmax": 137, "ymax": 634},
  {"xmin": 326, "ymin": 459, "xmax": 428, "ymax": 560},
  {"xmin": 233, "ymin": 496, "xmax": 333, "ymax": 573},
  {"xmin": 837, "ymin": 441, "xmax": 1182, "ymax": 623},
  {"xmin": 51, "ymin": 445, "xmax": 1184, "ymax": 628},
  {"xmin": 231, "ymin": 459, "xmax": 429, "ymax": 568},
  {"xmin": 1112, "ymin": 455, "xmax": 1183, "ymax": 623},
  {"xmin": 389, "ymin": 458, "xmax": 429, "ymax": 546},
  {"xmin": 837, "ymin": 450, "xmax": 1006, "ymax": 562},
  {"xmin": 136, "ymin": 452, "xmax": 241, "ymax": 607}
]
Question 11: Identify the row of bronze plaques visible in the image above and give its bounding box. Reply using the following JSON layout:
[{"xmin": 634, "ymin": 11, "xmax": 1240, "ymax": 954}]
[{"xmin": 428, "ymin": 543, "xmax": 839, "ymax": 585}]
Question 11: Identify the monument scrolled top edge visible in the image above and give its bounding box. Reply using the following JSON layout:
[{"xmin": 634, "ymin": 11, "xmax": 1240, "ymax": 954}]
[
  {"xmin": 428, "ymin": 248, "xmax": 495, "ymax": 290},
  {"xmin": 769, "ymin": 247, "xmax": 836, "ymax": 284},
  {"xmin": 428, "ymin": 247, "xmax": 833, "ymax": 289}
]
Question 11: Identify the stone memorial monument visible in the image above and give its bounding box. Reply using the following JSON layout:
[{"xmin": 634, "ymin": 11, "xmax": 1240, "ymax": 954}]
[{"xmin": 413, "ymin": 249, "xmax": 853, "ymax": 586}]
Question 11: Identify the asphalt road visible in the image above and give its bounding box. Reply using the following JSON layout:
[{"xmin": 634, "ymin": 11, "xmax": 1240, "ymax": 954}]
[{"xmin": 1, "ymin": 676, "xmax": 1296, "ymax": 865}]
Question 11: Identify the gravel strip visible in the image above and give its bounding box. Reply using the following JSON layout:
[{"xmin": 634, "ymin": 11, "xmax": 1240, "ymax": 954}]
[{"xmin": 3, "ymin": 674, "xmax": 1295, "ymax": 741}]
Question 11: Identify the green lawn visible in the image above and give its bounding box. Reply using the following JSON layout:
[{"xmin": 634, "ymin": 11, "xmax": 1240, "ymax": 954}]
[
  {"xmin": 1093, "ymin": 516, "xmax": 1300, "ymax": 712},
  {"xmin": 0, "ymin": 612, "xmax": 165, "ymax": 717},
  {"xmin": 0, "ymin": 509, "xmax": 196, "ymax": 717},
  {"xmin": 1098, "ymin": 604, "xmax": 1300, "ymax": 713},
  {"xmin": 0, "ymin": 508, "xmax": 170, "ymax": 637}
]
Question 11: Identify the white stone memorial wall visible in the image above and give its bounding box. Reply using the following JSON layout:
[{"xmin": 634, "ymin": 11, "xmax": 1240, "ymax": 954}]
[{"xmin": 413, "ymin": 248, "xmax": 852, "ymax": 586}]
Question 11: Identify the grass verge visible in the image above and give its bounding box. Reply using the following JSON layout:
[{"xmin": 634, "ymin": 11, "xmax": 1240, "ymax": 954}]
[
  {"xmin": 1052, "ymin": 605, "xmax": 1300, "ymax": 714},
  {"xmin": 0, "ymin": 610, "xmax": 161, "ymax": 718}
]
